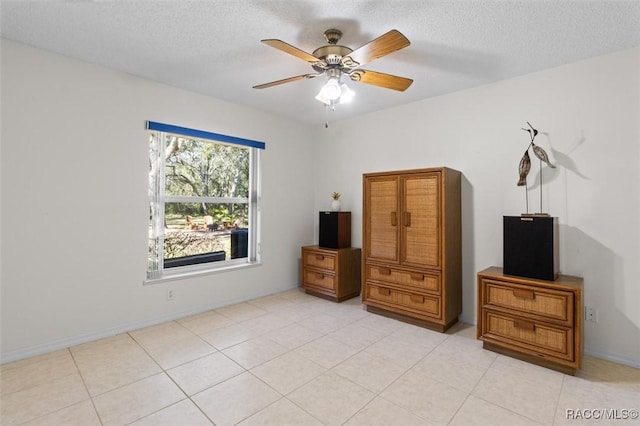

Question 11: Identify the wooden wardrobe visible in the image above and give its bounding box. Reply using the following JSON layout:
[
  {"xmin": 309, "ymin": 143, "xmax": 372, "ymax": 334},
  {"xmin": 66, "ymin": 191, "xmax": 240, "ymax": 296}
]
[{"xmin": 361, "ymin": 167, "xmax": 462, "ymax": 332}]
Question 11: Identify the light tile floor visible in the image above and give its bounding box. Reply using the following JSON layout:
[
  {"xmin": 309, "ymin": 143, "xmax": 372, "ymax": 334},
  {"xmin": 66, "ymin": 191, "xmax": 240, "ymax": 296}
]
[{"xmin": 1, "ymin": 288, "xmax": 639, "ymax": 426}]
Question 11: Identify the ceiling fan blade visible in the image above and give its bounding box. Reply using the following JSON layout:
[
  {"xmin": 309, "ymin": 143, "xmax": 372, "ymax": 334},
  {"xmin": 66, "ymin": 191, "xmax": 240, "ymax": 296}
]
[
  {"xmin": 342, "ymin": 29, "xmax": 410, "ymax": 68},
  {"xmin": 261, "ymin": 39, "xmax": 320, "ymax": 64},
  {"xmin": 253, "ymin": 73, "xmax": 321, "ymax": 89},
  {"xmin": 349, "ymin": 69, "xmax": 413, "ymax": 92}
]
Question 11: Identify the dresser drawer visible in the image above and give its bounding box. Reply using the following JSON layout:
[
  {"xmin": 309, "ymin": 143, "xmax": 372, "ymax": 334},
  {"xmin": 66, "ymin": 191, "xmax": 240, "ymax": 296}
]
[
  {"xmin": 477, "ymin": 267, "xmax": 583, "ymax": 374},
  {"xmin": 366, "ymin": 265, "xmax": 440, "ymax": 293},
  {"xmin": 483, "ymin": 279, "xmax": 573, "ymax": 325},
  {"xmin": 482, "ymin": 310, "xmax": 573, "ymax": 361},
  {"xmin": 366, "ymin": 284, "xmax": 440, "ymax": 318},
  {"xmin": 303, "ymin": 250, "xmax": 336, "ymax": 272},
  {"xmin": 303, "ymin": 269, "xmax": 335, "ymax": 290}
]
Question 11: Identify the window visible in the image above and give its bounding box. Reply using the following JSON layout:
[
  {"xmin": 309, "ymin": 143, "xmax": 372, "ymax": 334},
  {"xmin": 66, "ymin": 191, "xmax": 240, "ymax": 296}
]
[{"xmin": 147, "ymin": 121, "xmax": 264, "ymax": 280}]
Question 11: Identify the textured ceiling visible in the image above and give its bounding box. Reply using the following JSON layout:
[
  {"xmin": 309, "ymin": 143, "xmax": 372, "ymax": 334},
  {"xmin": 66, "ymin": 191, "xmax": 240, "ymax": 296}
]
[{"xmin": 1, "ymin": 1, "xmax": 639, "ymax": 126}]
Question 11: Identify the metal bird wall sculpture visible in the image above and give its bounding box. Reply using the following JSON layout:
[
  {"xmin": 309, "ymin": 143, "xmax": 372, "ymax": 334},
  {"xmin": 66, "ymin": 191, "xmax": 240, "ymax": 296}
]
[
  {"xmin": 517, "ymin": 122, "xmax": 555, "ymax": 214},
  {"xmin": 517, "ymin": 150, "xmax": 531, "ymax": 186},
  {"xmin": 532, "ymin": 143, "xmax": 555, "ymax": 169}
]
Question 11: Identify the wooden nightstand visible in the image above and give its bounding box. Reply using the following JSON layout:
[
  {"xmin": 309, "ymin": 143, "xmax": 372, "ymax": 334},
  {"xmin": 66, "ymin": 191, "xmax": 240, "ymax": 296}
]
[
  {"xmin": 301, "ymin": 245, "xmax": 361, "ymax": 302},
  {"xmin": 477, "ymin": 266, "xmax": 583, "ymax": 375}
]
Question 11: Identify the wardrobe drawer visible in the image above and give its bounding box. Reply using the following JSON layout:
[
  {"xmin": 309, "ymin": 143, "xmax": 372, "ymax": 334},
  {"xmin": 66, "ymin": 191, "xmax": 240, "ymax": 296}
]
[
  {"xmin": 303, "ymin": 251, "xmax": 336, "ymax": 272},
  {"xmin": 366, "ymin": 265, "xmax": 440, "ymax": 293},
  {"xmin": 483, "ymin": 310, "xmax": 573, "ymax": 361},
  {"xmin": 366, "ymin": 284, "xmax": 440, "ymax": 318},
  {"xmin": 484, "ymin": 279, "xmax": 573, "ymax": 325}
]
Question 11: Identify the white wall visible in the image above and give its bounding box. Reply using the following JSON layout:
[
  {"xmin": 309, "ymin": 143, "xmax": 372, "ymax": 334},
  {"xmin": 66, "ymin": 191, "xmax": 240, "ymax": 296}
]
[
  {"xmin": 0, "ymin": 39, "xmax": 316, "ymax": 362},
  {"xmin": 311, "ymin": 47, "xmax": 640, "ymax": 367},
  {"xmin": 2, "ymin": 39, "xmax": 639, "ymax": 368}
]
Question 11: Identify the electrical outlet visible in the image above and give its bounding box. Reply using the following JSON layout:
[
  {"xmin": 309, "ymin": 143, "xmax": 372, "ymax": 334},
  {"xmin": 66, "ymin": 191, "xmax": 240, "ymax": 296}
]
[
  {"xmin": 585, "ymin": 306, "xmax": 597, "ymax": 322},
  {"xmin": 167, "ymin": 289, "xmax": 174, "ymax": 301}
]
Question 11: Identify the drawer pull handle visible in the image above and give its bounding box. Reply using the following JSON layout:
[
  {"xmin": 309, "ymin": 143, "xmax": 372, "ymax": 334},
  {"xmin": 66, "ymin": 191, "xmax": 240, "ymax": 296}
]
[
  {"xmin": 378, "ymin": 267, "xmax": 392, "ymax": 275},
  {"xmin": 513, "ymin": 289, "xmax": 535, "ymax": 300},
  {"xmin": 513, "ymin": 320, "xmax": 535, "ymax": 331},
  {"xmin": 404, "ymin": 212, "xmax": 412, "ymax": 227},
  {"xmin": 378, "ymin": 287, "xmax": 391, "ymax": 296},
  {"xmin": 410, "ymin": 273, "xmax": 424, "ymax": 281},
  {"xmin": 315, "ymin": 273, "xmax": 325, "ymax": 280},
  {"xmin": 315, "ymin": 255, "xmax": 325, "ymax": 261},
  {"xmin": 391, "ymin": 212, "xmax": 397, "ymax": 227},
  {"xmin": 409, "ymin": 294, "xmax": 425, "ymax": 303}
]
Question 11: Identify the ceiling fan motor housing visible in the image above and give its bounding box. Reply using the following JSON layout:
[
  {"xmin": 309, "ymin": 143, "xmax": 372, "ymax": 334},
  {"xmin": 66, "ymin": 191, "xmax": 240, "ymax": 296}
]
[
  {"xmin": 312, "ymin": 45, "xmax": 353, "ymax": 72},
  {"xmin": 323, "ymin": 29, "xmax": 342, "ymax": 44}
]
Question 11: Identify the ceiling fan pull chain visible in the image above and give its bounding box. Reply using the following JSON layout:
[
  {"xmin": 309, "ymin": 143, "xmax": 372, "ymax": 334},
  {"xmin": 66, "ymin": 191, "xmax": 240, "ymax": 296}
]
[{"xmin": 324, "ymin": 104, "xmax": 329, "ymax": 129}]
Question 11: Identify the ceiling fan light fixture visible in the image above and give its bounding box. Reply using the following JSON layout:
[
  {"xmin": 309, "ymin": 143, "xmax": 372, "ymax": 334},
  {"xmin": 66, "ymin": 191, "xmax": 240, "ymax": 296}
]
[
  {"xmin": 318, "ymin": 77, "xmax": 341, "ymax": 101},
  {"xmin": 315, "ymin": 91, "xmax": 332, "ymax": 105},
  {"xmin": 339, "ymin": 83, "xmax": 355, "ymax": 103},
  {"xmin": 316, "ymin": 78, "xmax": 355, "ymax": 105}
]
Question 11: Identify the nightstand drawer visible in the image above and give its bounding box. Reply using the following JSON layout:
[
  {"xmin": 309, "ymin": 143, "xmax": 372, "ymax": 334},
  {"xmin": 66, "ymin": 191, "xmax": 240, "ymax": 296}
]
[
  {"xmin": 366, "ymin": 265, "xmax": 440, "ymax": 293},
  {"xmin": 303, "ymin": 251, "xmax": 336, "ymax": 272},
  {"xmin": 301, "ymin": 246, "xmax": 361, "ymax": 303},
  {"xmin": 484, "ymin": 279, "xmax": 573, "ymax": 325},
  {"xmin": 366, "ymin": 284, "xmax": 440, "ymax": 318},
  {"xmin": 303, "ymin": 269, "xmax": 335, "ymax": 290},
  {"xmin": 477, "ymin": 267, "xmax": 583, "ymax": 374},
  {"xmin": 483, "ymin": 310, "xmax": 573, "ymax": 361}
]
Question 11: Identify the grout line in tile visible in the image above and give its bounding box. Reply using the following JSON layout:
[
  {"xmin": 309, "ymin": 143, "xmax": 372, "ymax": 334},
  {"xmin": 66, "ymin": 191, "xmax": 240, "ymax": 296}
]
[
  {"xmin": 550, "ymin": 374, "xmax": 568, "ymax": 426},
  {"xmin": 68, "ymin": 349, "xmax": 105, "ymax": 426},
  {"xmin": 125, "ymin": 330, "xmax": 168, "ymax": 373},
  {"xmin": 145, "ymin": 338, "xmax": 217, "ymax": 371},
  {"xmin": 191, "ymin": 400, "xmax": 217, "ymax": 426},
  {"xmin": 187, "ymin": 356, "xmax": 249, "ymax": 399},
  {"xmin": 282, "ymin": 394, "xmax": 328, "ymax": 425},
  {"xmin": 121, "ymin": 396, "xmax": 190, "ymax": 426},
  {"xmin": 329, "ymin": 329, "xmax": 445, "ymax": 423},
  {"xmin": 340, "ymin": 393, "xmax": 379, "ymax": 425},
  {"xmin": 445, "ymin": 351, "xmax": 500, "ymax": 425},
  {"xmin": 465, "ymin": 354, "xmax": 551, "ymax": 426}
]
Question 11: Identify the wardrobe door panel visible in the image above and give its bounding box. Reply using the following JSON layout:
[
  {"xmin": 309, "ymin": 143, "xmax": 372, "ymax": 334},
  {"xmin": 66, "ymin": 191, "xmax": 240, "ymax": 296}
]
[
  {"xmin": 401, "ymin": 173, "xmax": 440, "ymax": 269},
  {"xmin": 365, "ymin": 176, "xmax": 400, "ymax": 263}
]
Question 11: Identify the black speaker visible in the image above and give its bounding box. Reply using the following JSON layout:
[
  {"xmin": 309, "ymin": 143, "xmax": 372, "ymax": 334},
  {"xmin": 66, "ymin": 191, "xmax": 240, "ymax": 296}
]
[
  {"xmin": 231, "ymin": 228, "xmax": 248, "ymax": 259},
  {"xmin": 319, "ymin": 211, "xmax": 351, "ymax": 249},
  {"xmin": 503, "ymin": 216, "xmax": 558, "ymax": 281}
]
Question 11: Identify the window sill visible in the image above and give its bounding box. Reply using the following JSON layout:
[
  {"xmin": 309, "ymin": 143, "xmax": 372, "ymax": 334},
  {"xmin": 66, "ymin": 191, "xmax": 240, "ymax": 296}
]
[{"xmin": 143, "ymin": 261, "xmax": 262, "ymax": 285}]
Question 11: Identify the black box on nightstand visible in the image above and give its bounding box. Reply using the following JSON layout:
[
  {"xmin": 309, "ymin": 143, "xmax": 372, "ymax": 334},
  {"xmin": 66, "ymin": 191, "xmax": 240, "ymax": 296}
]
[
  {"xmin": 319, "ymin": 211, "xmax": 351, "ymax": 249},
  {"xmin": 503, "ymin": 215, "xmax": 558, "ymax": 281}
]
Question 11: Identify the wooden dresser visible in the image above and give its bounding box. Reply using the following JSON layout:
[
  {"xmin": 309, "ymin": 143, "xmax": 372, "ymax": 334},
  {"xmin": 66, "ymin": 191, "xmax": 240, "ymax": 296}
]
[
  {"xmin": 301, "ymin": 245, "xmax": 361, "ymax": 302},
  {"xmin": 361, "ymin": 167, "xmax": 462, "ymax": 332},
  {"xmin": 477, "ymin": 266, "xmax": 583, "ymax": 374}
]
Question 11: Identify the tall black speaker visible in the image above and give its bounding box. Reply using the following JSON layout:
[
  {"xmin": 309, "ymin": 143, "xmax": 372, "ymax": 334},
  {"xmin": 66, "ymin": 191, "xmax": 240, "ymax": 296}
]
[
  {"xmin": 503, "ymin": 216, "xmax": 558, "ymax": 281},
  {"xmin": 319, "ymin": 211, "xmax": 351, "ymax": 249},
  {"xmin": 231, "ymin": 228, "xmax": 248, "ymax": 259}
]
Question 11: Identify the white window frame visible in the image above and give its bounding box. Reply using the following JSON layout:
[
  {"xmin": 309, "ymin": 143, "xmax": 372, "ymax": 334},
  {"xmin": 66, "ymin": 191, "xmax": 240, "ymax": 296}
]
[{"xmin": 146, "ymin": 121, "xmax": 264, "ymax": 282}]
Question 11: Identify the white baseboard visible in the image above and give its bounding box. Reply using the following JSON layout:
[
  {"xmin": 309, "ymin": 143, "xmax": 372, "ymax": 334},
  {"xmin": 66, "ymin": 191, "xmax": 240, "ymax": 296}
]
[
  {"xmin": 583, "ymin": 347, "xmax": 640, "ymax": 369},
  {"xmin": 458, "ymin": 313, "xmax": 475, "ymax": 325},
  {"xmin": 1, "ymin": 284, "xmax": 298, "ymax": 365}
]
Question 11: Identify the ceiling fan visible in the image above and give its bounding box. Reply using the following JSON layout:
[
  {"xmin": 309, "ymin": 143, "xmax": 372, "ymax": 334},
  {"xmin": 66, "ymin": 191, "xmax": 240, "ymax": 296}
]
[{"xmin": 253, "ymin": 28, "xmax": 413, "ymax": 104}]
